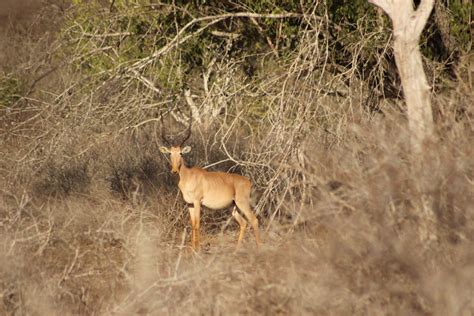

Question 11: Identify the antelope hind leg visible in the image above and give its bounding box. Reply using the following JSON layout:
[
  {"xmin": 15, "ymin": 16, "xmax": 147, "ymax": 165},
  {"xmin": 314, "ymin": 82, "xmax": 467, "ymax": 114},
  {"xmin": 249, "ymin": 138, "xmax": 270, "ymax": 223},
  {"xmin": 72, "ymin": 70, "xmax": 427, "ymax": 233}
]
[{"xmin": 232, "ymin": 207, "xmax": 248, "ymax": 250}]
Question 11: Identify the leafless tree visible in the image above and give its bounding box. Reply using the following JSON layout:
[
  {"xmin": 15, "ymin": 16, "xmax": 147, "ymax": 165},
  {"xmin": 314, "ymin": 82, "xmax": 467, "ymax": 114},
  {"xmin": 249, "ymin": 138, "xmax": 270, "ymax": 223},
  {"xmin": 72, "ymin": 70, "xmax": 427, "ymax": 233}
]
[{"xmin": 369, "ymin": 0, "xmax": 435, "ymax": 151}]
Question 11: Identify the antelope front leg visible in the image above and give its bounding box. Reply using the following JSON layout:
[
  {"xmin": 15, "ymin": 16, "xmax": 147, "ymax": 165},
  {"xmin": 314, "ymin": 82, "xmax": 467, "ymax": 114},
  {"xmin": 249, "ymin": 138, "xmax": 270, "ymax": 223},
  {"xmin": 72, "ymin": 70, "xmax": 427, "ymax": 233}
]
[
  {"xmin": 193, "ymin": 201, "xmax": 201, "ymax": 251},
  {"xmin": 188, "ymin": 207, "xmax": 196, "ymax": 249}
]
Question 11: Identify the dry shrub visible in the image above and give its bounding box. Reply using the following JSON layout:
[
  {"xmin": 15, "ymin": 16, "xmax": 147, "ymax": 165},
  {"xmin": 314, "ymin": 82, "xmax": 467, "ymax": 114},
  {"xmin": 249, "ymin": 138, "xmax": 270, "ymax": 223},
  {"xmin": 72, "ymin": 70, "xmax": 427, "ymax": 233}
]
[
  {"xmin": 2, "ymin": 105, "xmax": 472, "ymax": 314},
  {"xmin": 33, "ymin": 158, "xmax": 91, "ymax": 197},
  {"xmin": 108, "ymin": 154, "xmax": 163, "ymax": 200}
]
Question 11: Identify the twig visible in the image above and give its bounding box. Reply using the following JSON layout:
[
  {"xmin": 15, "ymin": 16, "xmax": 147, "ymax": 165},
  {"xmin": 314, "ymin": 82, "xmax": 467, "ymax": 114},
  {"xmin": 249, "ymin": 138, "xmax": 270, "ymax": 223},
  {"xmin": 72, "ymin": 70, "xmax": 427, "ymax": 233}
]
[{"xmin": 250, "ymin": 17, "xmax": 279, "ymax": 58}]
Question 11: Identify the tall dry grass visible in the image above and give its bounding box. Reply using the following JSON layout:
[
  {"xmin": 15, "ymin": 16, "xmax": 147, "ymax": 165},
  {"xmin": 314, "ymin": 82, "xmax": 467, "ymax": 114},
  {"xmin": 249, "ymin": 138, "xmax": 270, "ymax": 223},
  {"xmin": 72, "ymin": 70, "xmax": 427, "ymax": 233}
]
[{"xmin": 1, "ymin": 105, "xmax": 472, "ymax": 315}]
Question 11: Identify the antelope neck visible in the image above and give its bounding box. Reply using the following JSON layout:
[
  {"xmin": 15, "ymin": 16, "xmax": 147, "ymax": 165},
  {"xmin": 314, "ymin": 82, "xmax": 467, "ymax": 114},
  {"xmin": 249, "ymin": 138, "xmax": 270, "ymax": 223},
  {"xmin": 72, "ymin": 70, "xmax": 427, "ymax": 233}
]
[{"xmin": 178, "ymin": 157, "xmax": 189, "ymax": 176}]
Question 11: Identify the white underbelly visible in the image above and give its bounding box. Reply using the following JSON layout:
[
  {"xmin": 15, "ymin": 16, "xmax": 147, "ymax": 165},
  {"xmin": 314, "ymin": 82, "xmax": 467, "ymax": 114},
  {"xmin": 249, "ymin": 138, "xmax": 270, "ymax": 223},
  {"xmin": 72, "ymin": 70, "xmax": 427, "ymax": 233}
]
[{"xmin": 201, "ymin": 195, "xmax": 233, "ymax": 210}]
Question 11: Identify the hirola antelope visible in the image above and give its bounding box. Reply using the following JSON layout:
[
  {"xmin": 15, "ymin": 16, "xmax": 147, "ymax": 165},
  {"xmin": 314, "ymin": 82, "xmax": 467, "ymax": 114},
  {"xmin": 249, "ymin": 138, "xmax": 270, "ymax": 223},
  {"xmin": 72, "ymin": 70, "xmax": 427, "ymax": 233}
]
[{"xmin": 159, "ymin": 112, "xmax": 261, "ymax": 251}]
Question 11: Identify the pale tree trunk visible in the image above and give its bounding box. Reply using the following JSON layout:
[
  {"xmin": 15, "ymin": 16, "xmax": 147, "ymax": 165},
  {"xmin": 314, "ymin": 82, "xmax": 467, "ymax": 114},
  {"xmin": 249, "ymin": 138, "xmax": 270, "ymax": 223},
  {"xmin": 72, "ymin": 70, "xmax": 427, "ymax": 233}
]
[
  {"xmin": 370, "ymin": 0, "xmax": 438, "ymax": 243},
  {"xmin": 369, "ymin": 0, "xmax": 435, "ymax": 151}
]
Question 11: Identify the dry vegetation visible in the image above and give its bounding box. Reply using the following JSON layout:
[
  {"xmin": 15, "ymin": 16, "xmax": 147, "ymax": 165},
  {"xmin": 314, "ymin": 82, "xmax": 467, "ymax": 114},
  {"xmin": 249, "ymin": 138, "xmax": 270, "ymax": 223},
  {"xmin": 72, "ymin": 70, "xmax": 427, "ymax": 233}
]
[{"xmin": 1, "ymin": 1, "xmax": 473, "ymax": 315}]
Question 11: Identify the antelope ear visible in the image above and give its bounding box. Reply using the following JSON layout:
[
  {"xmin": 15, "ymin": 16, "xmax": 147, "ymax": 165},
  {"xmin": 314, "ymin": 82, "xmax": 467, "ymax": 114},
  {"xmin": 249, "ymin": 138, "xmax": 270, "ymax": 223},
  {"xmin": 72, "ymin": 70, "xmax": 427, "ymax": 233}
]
[
  {"xmin": 159, "ymin": 146, "xmax": 170, "ymax": 154},
  {"xmin": 181, "ymin": 146, "xmax": 192, "ymax": 154}
]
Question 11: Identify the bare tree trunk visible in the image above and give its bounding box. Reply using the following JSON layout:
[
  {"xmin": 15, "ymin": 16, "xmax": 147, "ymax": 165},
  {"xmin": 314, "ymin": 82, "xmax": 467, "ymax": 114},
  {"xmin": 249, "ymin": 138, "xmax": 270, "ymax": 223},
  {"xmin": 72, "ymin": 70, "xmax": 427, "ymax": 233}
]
[
  {"xmin": 370, "ymin": 0, "xmax": 438, "ymax": 244},
  {"xmin": 369, "ymin": 0, "xmax": 435, "ymax": 151},
  {"xmin": 393, "ymin": 36, "xmax": 433, "ymax": 150}
]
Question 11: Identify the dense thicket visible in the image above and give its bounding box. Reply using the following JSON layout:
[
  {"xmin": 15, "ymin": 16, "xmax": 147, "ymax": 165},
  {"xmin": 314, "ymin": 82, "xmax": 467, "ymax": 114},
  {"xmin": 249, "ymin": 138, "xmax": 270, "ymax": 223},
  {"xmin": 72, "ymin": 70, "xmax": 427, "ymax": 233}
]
[{"xmin": 0, "ymin": 1, "xmax": 472, "ymax": 314}]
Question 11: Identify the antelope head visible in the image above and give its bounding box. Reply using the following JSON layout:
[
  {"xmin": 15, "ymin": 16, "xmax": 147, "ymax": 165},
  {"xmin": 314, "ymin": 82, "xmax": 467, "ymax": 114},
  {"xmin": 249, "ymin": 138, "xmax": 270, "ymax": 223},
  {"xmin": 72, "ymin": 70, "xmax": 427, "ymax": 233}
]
[{"xmin": 159, "ymin": 111, "xmax": 192, "ymax": 174}]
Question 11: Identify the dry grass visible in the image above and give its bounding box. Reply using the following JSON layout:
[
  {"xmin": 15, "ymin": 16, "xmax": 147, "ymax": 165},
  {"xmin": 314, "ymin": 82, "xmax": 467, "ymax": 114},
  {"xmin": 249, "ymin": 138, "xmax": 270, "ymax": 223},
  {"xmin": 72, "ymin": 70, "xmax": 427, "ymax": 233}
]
[
  {"xmin": 1, "ymin": 105, "xmax": 472, "ymax": 315},
  {"xmin": 1, "ymin": 2, "xmax": 473, "ymax": 315}
]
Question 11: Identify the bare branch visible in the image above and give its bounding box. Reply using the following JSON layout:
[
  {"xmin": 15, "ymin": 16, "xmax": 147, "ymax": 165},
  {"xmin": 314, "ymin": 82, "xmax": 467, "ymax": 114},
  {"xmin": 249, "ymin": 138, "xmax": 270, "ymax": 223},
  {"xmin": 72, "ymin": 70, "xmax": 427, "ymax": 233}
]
[
  {"xmin": 129, "ymin": 69, "xmax": 161, "ymax": 95},
  {"xmin": 210, "ymin": 30, "xmax": 241, "ymax": 40},
  {"xmin": 82, "ymin": 32, "xmax": 132, "ymax": 38},
  {"xmin": 184, "ymin": 89, "xmax": 202, "ymax": 124},
  {"xmin": 250, "ymin": 17, "xmax": 279, "ymax": 58},
  {"xmin": 413, "ymin": 0, "xmax": 435, "ymax": 37}
]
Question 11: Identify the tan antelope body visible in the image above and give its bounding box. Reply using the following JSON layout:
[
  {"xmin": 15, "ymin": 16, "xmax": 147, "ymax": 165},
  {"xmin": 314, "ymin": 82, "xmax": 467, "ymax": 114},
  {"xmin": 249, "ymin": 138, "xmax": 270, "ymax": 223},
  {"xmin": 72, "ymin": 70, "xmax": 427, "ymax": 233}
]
[{"xmin": 159, "ymin": 115, "xmax": 261, "ymax": 251}]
